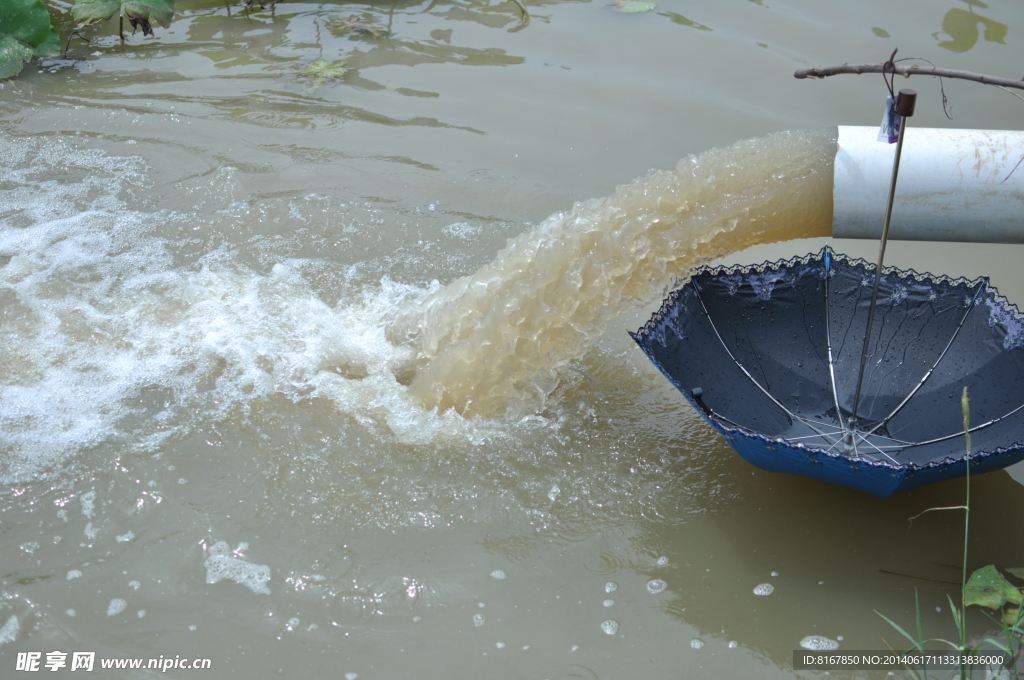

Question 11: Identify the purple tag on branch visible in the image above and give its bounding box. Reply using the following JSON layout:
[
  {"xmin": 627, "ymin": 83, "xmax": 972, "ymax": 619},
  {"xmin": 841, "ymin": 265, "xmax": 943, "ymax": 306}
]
[{"xmin": 877, "ymin": 95, "xmax": 901, "ymax": 143}]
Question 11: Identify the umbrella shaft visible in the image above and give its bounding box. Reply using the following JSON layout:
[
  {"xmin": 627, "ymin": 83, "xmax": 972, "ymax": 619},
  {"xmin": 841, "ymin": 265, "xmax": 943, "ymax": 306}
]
[{"xmin": 850, "ymin": 113, "xmax": 909, "ymax": 427}]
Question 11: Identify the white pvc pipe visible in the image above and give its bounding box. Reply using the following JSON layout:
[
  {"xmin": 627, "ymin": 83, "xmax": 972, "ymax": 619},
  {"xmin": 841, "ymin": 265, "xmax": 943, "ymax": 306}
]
[{"xmin": 834, "ymin": 126, "xmax": 1024, "ymax": 243}]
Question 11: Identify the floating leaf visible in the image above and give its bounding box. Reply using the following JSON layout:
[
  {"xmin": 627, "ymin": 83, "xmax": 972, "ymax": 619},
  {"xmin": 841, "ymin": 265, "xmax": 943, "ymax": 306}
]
[
  {"xmin": 0, "ymin": 0, "xmax": 56, "ymax": 79},
  {"xmin": 330, "ymin": 14, "xmax": 387, "ymax": 38},
  {"xmin": 72, "ymin": 0, "xmax": 175, "ymax": 37},
  {"xmin": 613, "ymin": 0, "xmax": 656, "ymax": 13},
  {"xmin": 298, "ymin": 58, "xmax": 347, "ymax": 93},
  {"xmin": 660, "ymin": 11, "xmax": 711, "ymax": 30},
  {"xmin": 964, "ymin": 565, "xmax": 1023, "ymax": 610}
]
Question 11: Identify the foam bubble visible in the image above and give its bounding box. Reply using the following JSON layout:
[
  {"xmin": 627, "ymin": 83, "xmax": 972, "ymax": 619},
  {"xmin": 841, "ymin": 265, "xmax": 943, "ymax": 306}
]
[
  {"xmin": 203, "ymin": 541, "xmax": 271, "ymax": 595},
  {"xmin": 473, "ymin": 614, "xmax": 485, "ymax": 627},
  {"xmin": 800, "ymin": 635, "xmax": 839, "ymax": 651},
  {"xmin": 67, "ymin": 569, "xmax": 82, "ymax": 580},
  {"xmin": 690, "ymin": 639, "xmax": 704, "ymax": 649},
  {"xmin": 753, "ymin": 583, "xmax": 774, "ymax": 596},
  {"xmin": 728, "ymin": 641, "xmax": 738, "ymax": 649},
  {"xmin": 600, "ymin": 620, "xmax": 618, "ymax": 635},
  {"xmin": 656, "ymin": 556, "xmax": 668, "ymax": 567},
  {"xmin": 107, "ymin": 598, "xmax": 127, "ymax": 616},
  {"xmin": 771, "ymin": 571, "xmax": 779, "ymax": 577},
  {"xmin": 66, "ymin": 609, "xmax": 75, "ymax": 617},
  {"xmin": 604, "ymin": 582, "xmax": 617, "ymax": 593},
  {"xmin": 490, "ymin": 570, "xmax": 507, "ymax": 580},
  {"xmin": 602, "ymin": 599, "xmax": 614, "ymax": 607},
  {"xmin": 345, "ymin": 674, "xmax": 358, "ymax": 680},
  {"xmin": 116, "ymin": 531, "xmax": 134, "ymax": 543},
  {"xmin": 80, "ymin": 492, "xmax": 96, "ymax": 518},
  {"xmin": 0, "ymin": 615, "xmax": 19, "ymax": 645},
  {"xmin": 646, "ymin": 579, "xmax": 667, "ymax": 594}
]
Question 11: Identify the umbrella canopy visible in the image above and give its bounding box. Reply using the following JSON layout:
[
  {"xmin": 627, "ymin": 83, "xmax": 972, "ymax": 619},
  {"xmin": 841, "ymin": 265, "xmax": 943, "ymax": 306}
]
[{"xmin": 631, "ymin": 246, "xmax": 1024, "ymax": 497}]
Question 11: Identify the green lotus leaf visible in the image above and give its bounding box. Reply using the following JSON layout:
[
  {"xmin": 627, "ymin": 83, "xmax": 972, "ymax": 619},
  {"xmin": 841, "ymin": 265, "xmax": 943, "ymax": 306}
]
[
  {"xmin": 614, "ymin": 0, "xmax": 656, "ymax": 12},
  {"xmin": 964, "ymin": 565, "xmax": 1024, "ymax": 609},
  {"xmin": 72, "ymin": 0, "xmax": 175, "ymax": 37},
  {"xmin": 0, "ymin": 0, "xmax": 56, "ymax": 79}
]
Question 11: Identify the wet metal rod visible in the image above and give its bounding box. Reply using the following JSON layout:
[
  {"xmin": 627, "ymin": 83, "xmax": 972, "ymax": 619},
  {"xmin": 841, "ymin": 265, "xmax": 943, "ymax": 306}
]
[{"xmin": 847, "ymin": 89, "xmax": 917, "ymax": 445}]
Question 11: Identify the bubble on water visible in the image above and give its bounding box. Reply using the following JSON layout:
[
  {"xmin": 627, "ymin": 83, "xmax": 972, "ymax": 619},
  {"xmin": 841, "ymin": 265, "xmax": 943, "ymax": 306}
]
[
  {"xmin": 495, "ymin": 642, "xmax": 505, "ymax": 649},
  {"xmin": 286, "ymin": 617, "xmax": 300, "ymax": 631},
  {"xmin": 0, "ymin": 615, "xmax": 19, "ymax": 645},
  {"xmin": 412, "ymin": 616, "xmax": 421, "ymax": 622},
  {"xmin": 80, "ymin": 491, "xmax": 96, "ymax": 518},
  {"xmin": 189, "ymin": 625, "xmax": 197, "ymax": 631},
  {"xmin": 116, "ymin": 531, "xmax": 134, "ymax": 543},
  {"xmin": 604, "ymin": 582, "xmax": 617, "ymax": 593},
  {"xmin": 548, "ymin": 484, "xmax": 560, "ymax": 502},
  {"xmin": 345, "ymin": 674, "xmax": 358, "ymax": 680},
  {"xmin": 646, "ymin": 579, "xmax": 667, "ymax": 594},
  {"xmin": 818, "ymin": 581, "xmax": 824, "ymax": 585},
  {"xmin": 656, "ymin": 556, "xmax": 668, "ymax": 567},
  {"xmin": 473, "ymin": 614, "xmax": 485, "ymax": 627},
  {"xmin": 137, "ymin": 610, "xmax": 146, "ymax": 618},
  {"xmin": 690, "ymin": 639, "xmax": 704, "ymax": 649},
  {"xmin": 936, "ymin": 606, "xmax": 942, "ymax": 613},
  {"xmin": 571, "ymin": 645, "xmax": 579, "ymax": 652},
  {"xmin": 67, "ymin": 569, "xmax": 82, "ymax": 580},
  {"xmin": 66, "ymin": 609, "xmax": 76, "ymax": 617},
  {"xmin": 128, "ymin": 580, "xmax": 140, "ymax": 590},
  {"xmin": 800, "ymin": 635, "xmax": 839, "ymax": 651},
  {"xmin": 836, "ymin": 636, "xmax": 844, "ymax": 641},
  {"xmin": 442, "ymin": 222, "xmax": 483, "ymax": 241},
  {"xmin": 107, "ymin": 598, "xmax": 127, "ymax": 616},
  {"xmin": 602, "ymin": 599, "xmax": 614, "ymax": 607},
  {"xmin": 600, "ymin": 620, "xmax": 618, "ymax": 635},
  {"xmin": 178, "ymin": 478, "xmax": 187, "ymax": 485},
  {"xmin": 728, "ymin": 640, "xmax": 738, "ymax": 649},
  {"xmin": 428, "ymin": 203, "xmax": 436, "ymax": 211},
  {"xmin": 771, "ymin": 571, "xmax": 779, "ymax": 577},
  {"xmin": 204, "ymin": 541, "xmax": 271, "ymax": 594},
  {"xmin": 490, "ymin": 570, "xmax": 507, "ymax": 580},
  {"xmin": 478, "ymin": 602, "xmax": 485, "ymax": 608},
  {"xmin": 753, "ymin": 583, "xmax": 774, "ymax": 596}
]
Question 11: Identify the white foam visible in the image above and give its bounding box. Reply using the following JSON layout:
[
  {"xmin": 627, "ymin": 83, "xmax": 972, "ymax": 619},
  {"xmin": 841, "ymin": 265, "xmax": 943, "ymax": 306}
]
[
  {"xmin": 600, "ymin": 620, "xmax": 618, "ymax": 635},
  {"xmin": 116, "ymin": 531, "xmax": 134, "ymax": 543},
  {"xmin": 753, "ymin": 583, "xmax": 774, "ymax": 596},
  {"xmin": 800, "ymin": 635, "xmax": 839, "ymax": 651},
  {"xmin": 473, "ymin": 614, "xmax": 485, "ymax": 627},
  {"xmin": 604, "ymin": 582, "xmax": 617, "ymax": 593},
  {"xmin": 690, "ymin": 639, "xmax": 704, "ymax": 649},
  {"xmin": 107, "ymin": 598, "xmax": 127, "ymax": 616},
  {"xmin": 0, "ymin": 615, "xmax": 19, "ymax": 645},
  {"xmin": 80, "ymin": 492, "xmax": 96, "ymax": 519},
  {"xmin": 203, "ymin": 541, "xmax": 271, "ymax": 595},
  {"xmin": 490, "ymin": 570, "xmax": 507, "ymax": 580},
  {"xmin": 67, "ymin": 569, "xmax": 82, "ymax": 580}
]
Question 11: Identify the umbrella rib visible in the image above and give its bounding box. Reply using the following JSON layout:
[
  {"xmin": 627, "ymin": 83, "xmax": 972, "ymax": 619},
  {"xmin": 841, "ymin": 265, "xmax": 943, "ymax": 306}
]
[
  {"xmin": 822, "ymin": 250, "xmax": 847, "ymax": 432},
  {"xmin": 905, "ymin": 400, "xmax": 1024, "ymax": 448},
  {"xmin": 691, "ymin": 282, "xmax": 811, "ymax": 429},
  {"xmin": 863, "ymin": 281, "xmax": 987, "ymax": 438}
]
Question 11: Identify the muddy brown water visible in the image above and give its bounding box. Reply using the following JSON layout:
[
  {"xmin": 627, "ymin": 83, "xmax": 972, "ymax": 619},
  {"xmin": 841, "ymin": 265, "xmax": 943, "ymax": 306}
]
[{"xmin": 2, "ymin": 0, "xmax": 1024, "ymax": 678}]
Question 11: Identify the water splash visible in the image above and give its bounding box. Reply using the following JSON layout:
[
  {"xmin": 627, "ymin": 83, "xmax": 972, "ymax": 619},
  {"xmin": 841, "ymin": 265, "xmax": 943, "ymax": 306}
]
[{"xmin": 393, "ymin": 129, "xmax": 837, "ymax": 417}]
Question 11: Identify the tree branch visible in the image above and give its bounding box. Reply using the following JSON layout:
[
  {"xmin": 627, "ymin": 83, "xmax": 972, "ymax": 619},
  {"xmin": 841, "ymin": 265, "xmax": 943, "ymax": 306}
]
[{"xmin": 795, "ymin": 62, "xmax": 1024, "ymax": 91}]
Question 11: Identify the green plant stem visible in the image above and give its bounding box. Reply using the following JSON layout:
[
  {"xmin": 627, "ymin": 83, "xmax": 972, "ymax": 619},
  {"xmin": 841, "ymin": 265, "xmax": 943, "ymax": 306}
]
[{"xmin": 961, "ymin": 386, "xmax": 971, "ymax": 680}]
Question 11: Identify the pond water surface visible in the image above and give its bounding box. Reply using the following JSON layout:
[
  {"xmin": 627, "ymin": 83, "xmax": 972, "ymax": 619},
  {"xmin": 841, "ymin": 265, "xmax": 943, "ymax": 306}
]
[{"xmin": 3, "ymin": 0, "xmax": 1024, "ymax": 678}]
